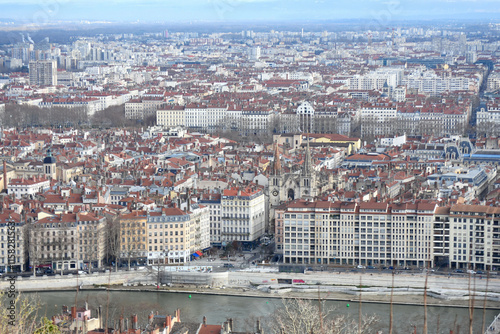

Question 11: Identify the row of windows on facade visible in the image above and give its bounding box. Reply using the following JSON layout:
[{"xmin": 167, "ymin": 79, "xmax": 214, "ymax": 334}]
[
  {"xmin": 223, "ymin": 227, "xmax": 249, "ymax": 233},
  {"xmin": 284, "ymin": 251, "xmax": 429, "ymax": 259},
  {"xmin": 122, "ymin": 230, "xmax": 146, "ymax": 235},
  {"xmin": 121, "ymin": 244, "xmax": 146, "ymax": 250},
  {"xmin": 122, "ymin": 237, "xmax": 146, "ymax": 242},
  {"xmin": 149, "ymin": 231, "xmax": 183, "ymax": 236},
  {"xmin": 149, "ymin": 237, "xmax": 183, "ymax": 243},
  {"xmin": 283, "ymin": 234, "xmax": 432, "ymax": 242},
  {"xmin": 148, "ymin": 223, "xmax": 184, "ymax": 229},
  {"xmin": 149, "ymin": 245, "xmax": 184, "ymax": 251},
  {"xmin": 221, "ymin": 235, "xmax": 251, "ymax": 241},
  {"xmin": 0, "ymin": 249, "xmax": 21, "ymax": 255},
  {"xmin": 35, "ymin": 222, "xmax": 99, "ymax": 230},
  {"xmin": 283, "ymin": 220, "xmax": 431, "ymax": 228}
]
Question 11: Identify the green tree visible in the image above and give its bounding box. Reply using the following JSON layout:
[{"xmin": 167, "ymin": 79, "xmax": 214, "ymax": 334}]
[{"xmin": 33, "ymin": 317, "xmax": 61, "ymax": 334}]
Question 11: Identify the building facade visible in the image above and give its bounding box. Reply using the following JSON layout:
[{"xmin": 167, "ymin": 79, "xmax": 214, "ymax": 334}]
[
  {"xmin": 0, "ymin": 211, "xmax": 25, "ymax": 273},
  {"xmin": 276, "ymin": 200, "xmax": 499, "ymax": 270},
  {"xmin": 119, "ymin": 211, "xmax": 148, "ymax": 266},
  {"xmin": 221, "ymin": 187, "xmax": 266, "ymax": 247},
  {"xmin": 29, "ymin": 213, "xmax": 106, "ymax": 272},
  {"xmin": 29, "ymin": 60, "xmax": 57, "ymax": 86}
]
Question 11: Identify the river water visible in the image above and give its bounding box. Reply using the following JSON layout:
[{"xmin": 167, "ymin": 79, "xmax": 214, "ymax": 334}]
[{"xmin": 27, "ymin": 290, "xmax": 498, "ymax": 333}]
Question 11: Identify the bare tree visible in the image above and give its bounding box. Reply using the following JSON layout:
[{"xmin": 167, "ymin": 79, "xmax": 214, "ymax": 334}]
[
  {"xmin": 25, "ymin": 221, "xmax": 42, "ymax": 277},
  {"xmin": 119, "ymin": 215, "xmax": 146, "ymax": 270},
  {"xmin": 105, "ymin": 214, "xmax": 121, "ymax": 272},
  {"xmin": 264, "ymin": 298, "xmax": 379, "ymax": 334},
  {"xmin": 0, "ymin": 291, "xmax": 41, "ymax": 334}
]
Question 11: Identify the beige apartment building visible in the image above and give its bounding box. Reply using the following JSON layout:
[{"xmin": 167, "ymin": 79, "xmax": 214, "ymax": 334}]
[
  {"xmin": 119, "ymin": 211, "xmax": 148, "ymax": 266},
  {"xmin": 156, "ymin": 105, "xmax": 185, "ymax": 128},
  {"xmin": 146, "ymin": 205, "xmax": 210, "ymax": 265}
]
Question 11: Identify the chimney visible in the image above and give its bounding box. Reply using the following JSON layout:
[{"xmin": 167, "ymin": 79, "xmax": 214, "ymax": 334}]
[
  {"xmin": 3, "ymin": 161, "xmax": 7, "ymax": 191},
  {"xmin": 148, "ymin": 312, "xmax": 154, "ymax": 324},
  {"xmin": 131, "ymin": 314, "xmax": 138, "ymax": 330},
  {"xmin": 119, "ymin": 316, "xmax": 124, "ymax": 332},
  {"xmin": 71, "ymin": 306, "xmax": 76, "ymax": 320},
  {"xmin": 202, "ymin": 316, "xmax": 207, "ymax": 326}
]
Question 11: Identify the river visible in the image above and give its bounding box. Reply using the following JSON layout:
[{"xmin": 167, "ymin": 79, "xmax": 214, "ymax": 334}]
[{"xmin": 25, "ymin": 290, "xmax": 498, "ymax": 333}]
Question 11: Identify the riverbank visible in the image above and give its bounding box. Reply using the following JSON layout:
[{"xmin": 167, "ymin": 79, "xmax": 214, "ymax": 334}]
[
  {"xmin": 90, "ymin": 284, "xmax": 500, "ymax": 310},
  {"xmin": 4, "ymin": 269, "xmax": 500, "ymax": 309}
]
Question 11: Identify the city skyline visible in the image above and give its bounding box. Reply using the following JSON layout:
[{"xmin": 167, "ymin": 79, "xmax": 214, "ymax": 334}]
[{"xmin": 0, "ymin": 0, "xmax": 500, "ymax": 25}]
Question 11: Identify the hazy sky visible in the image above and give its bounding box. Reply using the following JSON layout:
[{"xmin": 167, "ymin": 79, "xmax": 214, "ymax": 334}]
[{"xmin": 1, "ymin": 0, "xmax": 499, "ymax": 24}]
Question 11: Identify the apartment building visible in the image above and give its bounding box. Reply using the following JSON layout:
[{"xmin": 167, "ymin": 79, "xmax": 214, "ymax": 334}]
[
  {"xmin": 30, "ymin": 212, "xmax": 106, "ymax": 272},
  {"xmin": 146, "ymin": 204, "xmax": 210, "ymax": 264},
  {"xmin": 476, "ymin": 103, "xmax": 500, "ymax": 136},
  {"xmin": 360, "ymin": 102, "xmax": 398, "ymax": 138},
  {"xmin": 119, "ymin": 211, "xmax": 148, "ymax": 266},
  {"xmin": 125, "ymin": 97, "xmax": 164, "ymax": 120},
  {"xmin": 486, "ymin": 71, "xmax": 500, "ymax": 92},
  {"xmin": 277, "ymin": 200, "xmax": 500, "ymax": 270},
  {"xmin": 188, "ymin": 203, "xmax": 211, "ymax": 256},
  {"xmin": 221, "ymin": 187, "xmax": 266, "ymax": 247},
  {"xmin": 146, "ymin": 208, "xmax": 191, "ymax": 264},
  {"xmin": 347, "ymin": 67, "xmax": 403, "ymax": 91},
  {"xmin": 402, "ymin": 68, "xmax": 478, "ymax": 95},
  {"xmin": 199, "ymin": 193, "xmax": 223, "ymax": 246},
  {"xmin": 7, "ymin": 176, "xmax": 50, "ymax": 199},
  {"xmin": 125, "ymin": 98, "xmax": 144, "ymax": 120},
  {"xmin": 449, "ymin": 204, "xmax": 500, "ymax": 271},
  {"xmin": 156, "ymin": 105, "xmax": 185, "ymax": 128},
  {"xmin": 29, "ymin": 60, "xmax": 57, "ymax": 86},
  {"xmin": 184, "ymin": 104, "xmax": 229, "ymax": 131},
  {"xmin": 0, "ymin": 211, "xmax": 25, "ymax": 273},
  {"xmin": 277, "ymin": 200, "xmax": 436, "ymax": 268},
  {"xmin": 240, "ymin": 108, "xmax": 274, "ymax": 135}
]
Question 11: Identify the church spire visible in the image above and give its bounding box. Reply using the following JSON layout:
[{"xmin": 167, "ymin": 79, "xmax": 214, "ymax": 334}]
[
  {"xmin": 273, "ymin": 142, "xmax": 281, "ymax": 175},
  {"xmin": 303, "ymin": 133, "xmax": 312, "ymax": 176}
]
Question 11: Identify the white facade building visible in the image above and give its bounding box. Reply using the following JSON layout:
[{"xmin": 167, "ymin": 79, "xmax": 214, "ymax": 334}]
[
  {"xmin": 8, "ymin": 176, "xmax": 50, "ymax": 199},
  {"xmin": 221, "ymin": 187, "xmax": 266, "ymax": 245}
]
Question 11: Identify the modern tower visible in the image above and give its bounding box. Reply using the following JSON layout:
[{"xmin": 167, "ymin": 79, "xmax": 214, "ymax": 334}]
[{"xmin": 29, "ymin": 60, "xmax": 57, "ymax": 86}]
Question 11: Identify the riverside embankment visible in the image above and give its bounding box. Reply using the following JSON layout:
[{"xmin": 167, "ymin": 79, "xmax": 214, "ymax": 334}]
[{"xmin": 2, "ymin": 269, "xmax": 500, "ymax": 308}]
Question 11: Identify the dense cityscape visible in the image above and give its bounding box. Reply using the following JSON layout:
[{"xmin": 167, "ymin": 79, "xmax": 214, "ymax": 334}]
[{"xmin": 0, "ymin": 13, "xmax": 500, "ymax": 334}]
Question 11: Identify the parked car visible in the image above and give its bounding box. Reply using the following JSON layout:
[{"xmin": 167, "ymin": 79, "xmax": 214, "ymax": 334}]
[
  {"xmin": 366, "ymin": 265, "xmax": 376, "ymax": 269},
  {"xmin": 356, "ymin": 265, "xmax": 365, "ymax": 269},
  {"xmin": 223, "ymin": 263, "xmax": 234, "ymax": 268},
  {"xmin": 467, "ymin": 270, "xmax": 476, "ymax": 274},
  {"xmin": 455, "ymin": 269, "xmax": 464, "ymax": 273}
]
